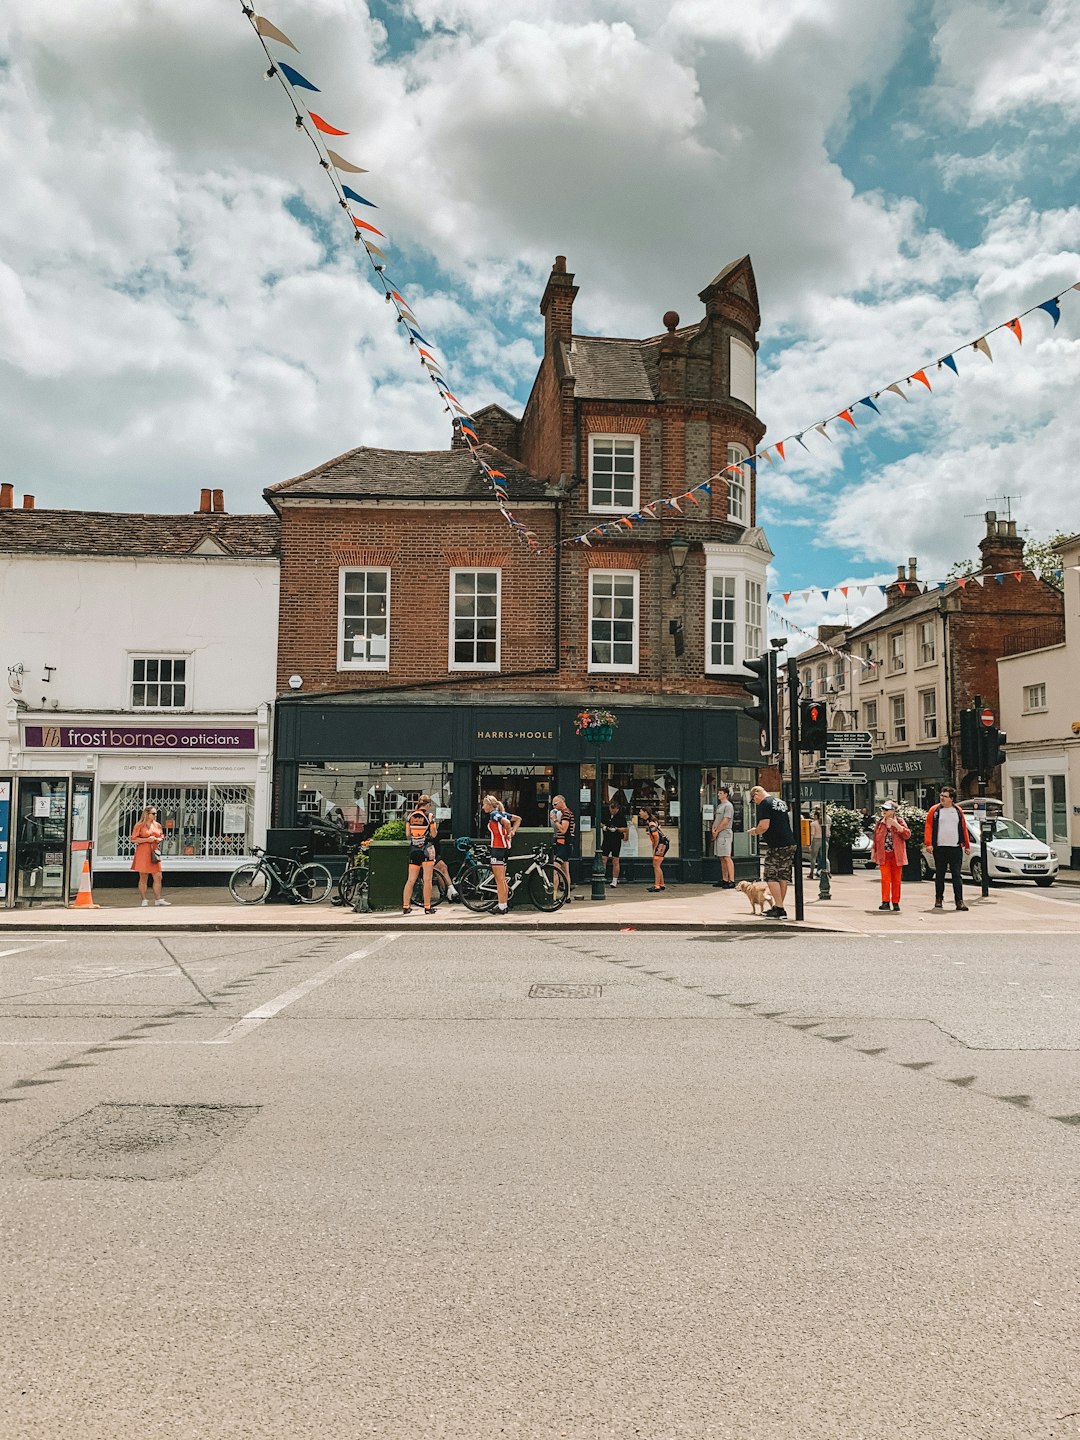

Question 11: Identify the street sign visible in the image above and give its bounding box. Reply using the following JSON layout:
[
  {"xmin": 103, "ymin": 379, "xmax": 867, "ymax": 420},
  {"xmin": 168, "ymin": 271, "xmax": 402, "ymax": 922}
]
[
  {"xmin": 822, "ymin": 757, "xmax": 852, "ymax": 774},
  {"xmin": 827, "ymin": 731, "xmax": 871, "ymax": 745},
  {"xmin": 819, "ymin": 773, "xmax": 866, "ymax": 784},
  {"xmin": 980, "ymin": 708, "xmax": 994, "ymax": 727}
]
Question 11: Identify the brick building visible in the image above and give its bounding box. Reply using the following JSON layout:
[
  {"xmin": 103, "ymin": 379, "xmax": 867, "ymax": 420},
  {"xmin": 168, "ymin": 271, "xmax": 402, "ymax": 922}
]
[
  {"xmin": 842, "ymin": 514, "xmax": 1064, "ymax": 810},
  {"xmin": 270, "ymin": 256, "xmax": 773, "ymax": 879}
]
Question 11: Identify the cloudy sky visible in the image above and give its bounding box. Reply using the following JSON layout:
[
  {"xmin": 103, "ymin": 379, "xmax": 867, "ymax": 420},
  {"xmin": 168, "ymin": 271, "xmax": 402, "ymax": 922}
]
[{"xmin": 2, "ymin": 0, "xmax": 1079, "ymax": 631}]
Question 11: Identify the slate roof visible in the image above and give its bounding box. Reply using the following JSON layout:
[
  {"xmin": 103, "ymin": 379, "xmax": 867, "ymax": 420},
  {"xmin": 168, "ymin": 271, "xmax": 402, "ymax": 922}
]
[
  {"xmin": 0, "ymin": 510, "xmax": 279, "ymax": 558},
  {"xmin": 567, "ymin": 336, "xmax": 657, "ymax": 401},
  {"xmin": 845, "ymin": 585, "xmax": 954, "ymax": 641},
  {"xmin": 266, "ymin": 444, "xmax": 547, "ymax": 505}
]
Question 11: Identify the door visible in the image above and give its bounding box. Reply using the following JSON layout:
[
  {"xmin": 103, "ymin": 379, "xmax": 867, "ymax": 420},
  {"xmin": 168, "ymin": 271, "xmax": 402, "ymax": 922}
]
[
  {"xmin": 68, "ymin": 776, "xmax": 95, "ymax": 901},
  {"xmin": 0, "ymin": 779, "xmax": 10, "ymax": 904},
  {"xmin": 14, "ymin": 777, "xmax": 69, "ymax": 905}
]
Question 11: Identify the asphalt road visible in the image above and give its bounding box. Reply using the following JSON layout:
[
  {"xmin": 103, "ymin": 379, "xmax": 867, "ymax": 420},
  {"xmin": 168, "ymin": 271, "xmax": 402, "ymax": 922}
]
[{"xmin": 1, "ymin": 929, "xmax": 1078, "ymax": 1440}]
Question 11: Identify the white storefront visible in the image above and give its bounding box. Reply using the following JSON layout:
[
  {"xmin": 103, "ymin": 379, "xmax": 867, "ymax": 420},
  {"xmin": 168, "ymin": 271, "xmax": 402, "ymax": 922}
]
[{"xmin": 0, "ymin": 504, "xmax": 279, "ymax": 905}]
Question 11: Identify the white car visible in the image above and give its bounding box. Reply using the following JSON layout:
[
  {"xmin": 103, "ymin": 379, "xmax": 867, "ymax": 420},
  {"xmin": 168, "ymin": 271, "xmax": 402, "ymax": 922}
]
[{"xmin": 923, "ymin": 816, "xmax": 1058, "ymax": 888}]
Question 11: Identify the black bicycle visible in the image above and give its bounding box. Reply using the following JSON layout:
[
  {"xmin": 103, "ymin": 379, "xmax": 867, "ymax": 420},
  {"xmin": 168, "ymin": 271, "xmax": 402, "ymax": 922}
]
[
  {"xmin": 453, "ymin": 838, "xmax": 568, "ymax": 913},
  {"xmin": 333, "ymin": 837, "xmax": 371, "ymax": 910},
  {"xmin": 229, "ymin": 846, "xmax": 333, "ymax": 905}
]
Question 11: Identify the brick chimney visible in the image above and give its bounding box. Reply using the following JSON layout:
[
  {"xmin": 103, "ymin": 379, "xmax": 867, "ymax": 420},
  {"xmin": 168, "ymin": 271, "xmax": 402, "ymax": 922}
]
[
  {"xmin": 885, "ymin": 559, "xmax": 918, "ymax": 608},
  {"xmin": 22, "ymin": 494, "xmax": 34, "ymax": 510},
  {"xmin": 539, "ymin": 255, "xmax": 578, "ymax": 355},
  {"xmin": 978, "ymin": 511, "xmax": 1025, "ymax": 575},
  {"xmin": 0, "ymin": 483, "xmax": 13, "ymax": 509},
  {"xmin": 212, "ymin": 489, "xmax": 225, "ymax": 513},
  {"xmin": 198, "ymin": 488, "xmax": 212, "ymax": 513}
]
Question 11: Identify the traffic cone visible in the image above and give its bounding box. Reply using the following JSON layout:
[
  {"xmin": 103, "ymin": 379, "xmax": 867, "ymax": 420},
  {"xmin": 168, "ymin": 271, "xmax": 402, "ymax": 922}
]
[{"xmin": 69, "ymin": 844, "xmax": 100, "ymax": 909}]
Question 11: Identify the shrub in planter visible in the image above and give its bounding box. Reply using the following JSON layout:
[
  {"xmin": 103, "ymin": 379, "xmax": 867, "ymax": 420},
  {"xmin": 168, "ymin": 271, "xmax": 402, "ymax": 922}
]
[
  {"xmin": 372, "ymin": 819, "xmax": 406, "ymax": 841},
  {"xmin": 825, "ymin": 805, "xmax": 862, "ymax": 876}
]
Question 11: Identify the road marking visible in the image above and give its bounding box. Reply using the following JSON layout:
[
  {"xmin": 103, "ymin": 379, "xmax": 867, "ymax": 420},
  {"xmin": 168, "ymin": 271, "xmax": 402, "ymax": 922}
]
[
  {"xmin": 0, "ymin": 941, "xmax": 68, "ymax": 960},
  {"xmin": 206, "ymin": 934, "xmax": 401, "ymax": 1045}
]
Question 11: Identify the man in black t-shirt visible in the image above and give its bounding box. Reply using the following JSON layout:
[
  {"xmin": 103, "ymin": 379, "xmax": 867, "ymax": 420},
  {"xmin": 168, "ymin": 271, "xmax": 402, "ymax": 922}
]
[
  {"xmin": 600, "ymin": 797, "xmax": 629, "ymax": 887},
  {"xmin": 748, "ymin": 784, "xmax": 796, "ymax": 919}
]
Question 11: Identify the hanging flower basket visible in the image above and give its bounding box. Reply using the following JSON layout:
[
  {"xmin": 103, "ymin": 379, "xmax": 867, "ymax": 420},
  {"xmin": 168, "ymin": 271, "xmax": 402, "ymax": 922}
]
[{"xmin": 575, "ymin": 708, "xmax": 618, "ymax": 742}]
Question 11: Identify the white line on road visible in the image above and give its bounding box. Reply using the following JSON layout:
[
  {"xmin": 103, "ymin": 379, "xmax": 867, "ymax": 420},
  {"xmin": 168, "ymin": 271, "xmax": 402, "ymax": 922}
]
[
  {"xmin": 206, "ymin": 934, "xmax": 401, "ymax": 1045},
  {"xmin": 0, "ymin": 940, "xmax": 68, "ymax": 959}
]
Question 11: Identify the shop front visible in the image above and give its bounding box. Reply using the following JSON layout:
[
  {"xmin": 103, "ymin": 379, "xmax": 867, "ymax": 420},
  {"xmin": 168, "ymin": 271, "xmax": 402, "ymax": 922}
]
[
  {"xmin": 275, "ymin": 695, "xmax": 764, "ymax": 882},
  {"xmin": 863, "ymin": 748, "xmax": 949, "ymax": 812},
  {"xmin": 3, "ymin": 713, "xmax": 272, "ymax": 902}
]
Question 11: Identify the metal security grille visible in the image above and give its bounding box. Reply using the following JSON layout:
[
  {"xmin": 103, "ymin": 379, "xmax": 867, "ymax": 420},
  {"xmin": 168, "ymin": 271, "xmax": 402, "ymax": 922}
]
[{"xmin": 103, "ymin": 782, "xmax": 251, "ymax": 860}]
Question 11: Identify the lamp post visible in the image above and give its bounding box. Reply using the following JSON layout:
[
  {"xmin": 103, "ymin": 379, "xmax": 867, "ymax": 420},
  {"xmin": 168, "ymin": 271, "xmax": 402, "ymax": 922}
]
[
  {"xmin": 576, "ymin": 710, "xmax": 617, "ymax": 901},
  {"xmin": 668, "ymin": 533, "xmax": 690, "ymax": 596}
]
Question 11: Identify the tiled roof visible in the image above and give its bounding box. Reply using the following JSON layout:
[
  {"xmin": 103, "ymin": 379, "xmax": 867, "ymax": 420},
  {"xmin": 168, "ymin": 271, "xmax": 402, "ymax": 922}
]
[
  {"xmin": 567, "ymin": 336, "xmax": 657, "ymax": 401},
  {"xmin": 0, "ymin": 510, "xmax": 279, "ymax": 558},
  {"xmin": 845, "ymin": 586, "xmax": 951, "ymax": 640},
  {"xmin": 266, "ymin": 444, "xmax": 546, "ymax": 504}
]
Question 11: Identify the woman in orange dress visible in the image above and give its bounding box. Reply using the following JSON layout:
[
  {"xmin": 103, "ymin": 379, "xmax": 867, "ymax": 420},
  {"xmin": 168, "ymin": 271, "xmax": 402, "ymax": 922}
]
[{"xmin": 131, "ymin": 805, "xmax": 169, "ymax": 907}]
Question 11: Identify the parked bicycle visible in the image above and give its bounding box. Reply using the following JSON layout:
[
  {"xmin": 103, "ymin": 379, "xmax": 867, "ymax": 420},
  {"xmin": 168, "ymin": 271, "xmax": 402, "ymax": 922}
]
[
  {"xmin": 452, "ymin": 838, "xmax": 568, "ymax": 912},
  {"xmin": 333, "ymin": 836, "xmax": 371, "ymax": 910},
  {"xmin": 229, "ymin": 845, "xmax": 333, "ymax": 905}
]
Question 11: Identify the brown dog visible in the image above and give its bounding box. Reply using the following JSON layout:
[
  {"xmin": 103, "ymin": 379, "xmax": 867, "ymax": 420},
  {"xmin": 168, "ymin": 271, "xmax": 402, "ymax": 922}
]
[{"xmin": 736, "ymin": 880, "xmax": 770, "ymax": 916}]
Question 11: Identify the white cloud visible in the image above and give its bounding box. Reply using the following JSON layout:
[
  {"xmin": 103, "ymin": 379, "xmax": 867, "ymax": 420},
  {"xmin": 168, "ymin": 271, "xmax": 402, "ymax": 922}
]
[{"xmin": 932, "ymin": 0, "xmax": 1080, "ymax": 124}]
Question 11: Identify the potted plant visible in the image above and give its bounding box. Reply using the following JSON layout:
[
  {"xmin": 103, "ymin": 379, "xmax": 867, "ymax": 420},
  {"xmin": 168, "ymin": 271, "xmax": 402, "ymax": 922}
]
[
  {"xmin": 574, "ymin": 708, "xmax": 618, "ymax": 743},
  {"xmin": 825, "ymin": 804, "xmax": 863, "ymax": 876},
  {"xmin": 896, "ymin": 802, "xmax": 927, "ymax": 881}
]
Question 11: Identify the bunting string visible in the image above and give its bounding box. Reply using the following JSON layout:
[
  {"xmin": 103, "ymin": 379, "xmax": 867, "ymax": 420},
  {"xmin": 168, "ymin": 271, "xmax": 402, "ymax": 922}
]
[
  {"xmin": 243, "ymin": 6, "xmax": 1077, "ymax": 564},
  {"xmin": 554, "ymin": 283, "xmax": 1080, "ymax": 552},
  {"xmin": 767, "ymin": 608, "xmax": 877, "ymax": 670},
  {"xmin": 241, "ymin": 7, "xmax": 541, "ymax": 547},
  {"xmin": 770, "ymin": 562, "xmax": 1070, "ymax": 608}
]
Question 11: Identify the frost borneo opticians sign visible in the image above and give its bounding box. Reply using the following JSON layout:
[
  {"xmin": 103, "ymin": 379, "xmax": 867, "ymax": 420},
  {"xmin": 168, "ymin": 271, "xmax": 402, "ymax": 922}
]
[{"xmin": 23, "ymin": 726, "xmax": 256, "ymax": 751}]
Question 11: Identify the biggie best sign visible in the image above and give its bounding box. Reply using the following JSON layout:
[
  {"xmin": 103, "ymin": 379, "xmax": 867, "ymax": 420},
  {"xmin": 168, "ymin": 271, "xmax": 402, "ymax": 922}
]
[{"xmin": 23, "ymin": 725, "xmax": 256, "ymax": 751}]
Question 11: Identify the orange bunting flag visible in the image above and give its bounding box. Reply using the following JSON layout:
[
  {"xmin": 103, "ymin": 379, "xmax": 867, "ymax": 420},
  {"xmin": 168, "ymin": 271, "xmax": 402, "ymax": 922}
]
[
  {"xmin": 620, "ymin": 518, "xmax": 634, "ymax": 530},
  {"xmin": 911, "ymin": 370, "xmax": 931, "ymax": 391},
  {"xmin": 956, "ymin": 577, "xmax": 968, "ymax": 588},
  {"xmin": 839, "ymin": 586, "xmax": 849, "ymax": 597},
  {"xmin": 351, "ymin": 216, "xmax": 384, "ymax": 236},
  {"xmin": 782, "ymin": 593, "xmax": 791, "ymax": 604},
  {"xmin": 1012, "ymin": 570, "xmax": 1023, "ymax": 582},
  {"xmin": 838, "ymin": 409, "xmax": 856, "ymax": 427},
  {"xmin": 775, "ymin": 441, "xmax": 785, "ymax": 461},
  {"xmin": 309, "ymin": 112, "xmax": 348, "ymax": 136},
  {"xmin": 417, "ymin": 347, "xmax": 438, "ymax": 363},
  {"xmin": 686, "ymin": 490, "xmax": 701, "ymax": 506},
  {"xmin": 897, "ymin": 581, "xmax": 907, "ymax": 594},
  {"xmin": 1006, "ymin": 318, "xmax": 1023, "ymax": 344}
]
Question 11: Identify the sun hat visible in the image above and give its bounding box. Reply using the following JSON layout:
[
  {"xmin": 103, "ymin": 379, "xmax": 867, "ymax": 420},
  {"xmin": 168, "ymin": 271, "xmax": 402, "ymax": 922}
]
[{"xmin": 881, "ymin": 800, "xmax": 896, "ymax": 810}]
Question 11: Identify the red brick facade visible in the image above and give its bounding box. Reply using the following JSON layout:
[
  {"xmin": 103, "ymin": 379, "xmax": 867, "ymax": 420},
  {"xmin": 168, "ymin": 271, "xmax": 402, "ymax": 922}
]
[{"xmin": 272, "ymin": 255, "xmax": 770, "ymax": 703}]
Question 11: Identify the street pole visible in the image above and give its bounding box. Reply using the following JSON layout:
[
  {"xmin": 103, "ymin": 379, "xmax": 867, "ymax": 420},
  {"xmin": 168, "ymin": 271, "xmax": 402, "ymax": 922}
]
[
  {"xmin": 590, "ymin": 741, "xmax": 606, "ymax": 901},
  {"xmin": 973, "ymin": 693, "xmax": 990, "ymax": 899},
  {"xmin": 788, "ymin": 656, "xmax": 805, "ymax": 922},
  {"xmin": 818, "ymin": 779, "xmax": 831, "ymax": 900}
]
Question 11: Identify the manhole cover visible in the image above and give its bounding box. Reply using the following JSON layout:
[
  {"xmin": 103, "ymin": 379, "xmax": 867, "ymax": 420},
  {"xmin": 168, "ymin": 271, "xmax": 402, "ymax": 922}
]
[
  {"xmin": 529, "ymin": 984, "xmax": 602, "ymax": 999},
  {"xmin": 14, "ymin": 1102, "xmax": 260, "ymax": 1181}
]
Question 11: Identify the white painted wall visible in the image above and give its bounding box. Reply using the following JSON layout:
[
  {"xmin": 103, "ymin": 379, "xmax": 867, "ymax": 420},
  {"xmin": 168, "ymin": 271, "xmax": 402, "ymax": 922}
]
[{"xmin": 0, "ymin": 553, "xmax": 278, "ymax": 718}]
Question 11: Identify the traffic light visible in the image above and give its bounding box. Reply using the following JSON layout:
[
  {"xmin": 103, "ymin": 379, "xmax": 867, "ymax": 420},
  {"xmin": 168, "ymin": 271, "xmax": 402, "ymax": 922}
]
[
  {"xmin": 978, "ymin": 724, "xmax": 1007, "ymax": 772},
  {"xmin": 959, "ymin": 708, "xmax": 980, "ymax": 770},
  {"xmin": 742, "ymin": 650, "xmax": 778, "ymax": 755},
  {"xmin": 799, "ymin": 698, "xmax": 828, "ymax": 752}
]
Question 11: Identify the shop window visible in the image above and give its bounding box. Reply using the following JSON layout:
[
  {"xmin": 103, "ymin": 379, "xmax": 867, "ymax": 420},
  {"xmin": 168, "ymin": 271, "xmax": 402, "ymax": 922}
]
[
  {"xmin": 726, "ymin": 444, "xmax": 747, "ymax": 523},
  {"xmin": 588, "ymin": 435, "xmax": 638, "ymax": 513},
  {"xmin": 589, "ymin": 570, "xmax": 638, "ymax": 672},
  {"xmin": 578, "ymin": 763, "xmax": 681, "ymax": 859},
  {"xmin": 919, "ymin": 688, "xmax": 937, "ymax": 739},
  {"xmin": 96, "ymin": 782, "xmax": 253, "ymax": 862},
  {"xmin": 1023, "ymin": 682, "xmax": 1047, "ymax": 712},
  {"xmin": 449, "ymin": 569, "xmax": 500, "ymax": 671},
  {"xmin": 339, "ymin": 568, "xmax": 389, "ymax": 670},
  {"xmin": 297, "ymin": 762, "xmax": 453, "ymax": 839},
  {"xmin": 475, "ymin": 765, "xmax": 552, "ymax": 830},
  {"xmin": 131, "ymin": 656, "xmax": 188, "ymax": 710},
  {"xmin": 700, "ymin": 767, "xmax": 758, "ymax": 861}
]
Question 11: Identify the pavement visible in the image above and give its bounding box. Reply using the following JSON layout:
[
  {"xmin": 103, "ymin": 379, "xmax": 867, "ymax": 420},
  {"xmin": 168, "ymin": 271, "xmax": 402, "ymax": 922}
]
[
  {"xmin": 1, "ymin": 927, "xmax": 1078, "ymax": 1439},
  {"xmin": 2, "ymin": 867, "xmax": 1077, "ymax": 935}
]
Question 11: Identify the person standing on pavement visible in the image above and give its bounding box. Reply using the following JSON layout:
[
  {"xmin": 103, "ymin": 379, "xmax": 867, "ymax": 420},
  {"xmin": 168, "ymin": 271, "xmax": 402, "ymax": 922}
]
[
  {"xmin": 638, "ymin": 807, "xmax": 670, "ymax": 892},
  {"xmin": 130, "ymin": 805, "xmax": 169, "ymax": 907},
  {"xmin": 483, "ymin": 794, "xmax": 520, "ymax": 916},
  {"xmin": 872, "ymin": 800, "xmax": 911, "ymax": 912},
  {"xmin": 924, "ymin": 787, "xmax": 971, "ymax": 912},
  {"xmin": 550, "ymin": 795, "xmax": 575, "ymax": 899},
  {"xmin": 711, "ymin": 785, "xmax": 736, "ymax": 889},
  {"xmin": 600, "ymin": 796, "xmax": 629, "ymax": 887},
  {"xmin": 808, "ymin": 808, "xmax": 823, "ymax": 879},
  {"xmin": 747, "ymin": 785, "xmax": 795, "ymax": 919}
]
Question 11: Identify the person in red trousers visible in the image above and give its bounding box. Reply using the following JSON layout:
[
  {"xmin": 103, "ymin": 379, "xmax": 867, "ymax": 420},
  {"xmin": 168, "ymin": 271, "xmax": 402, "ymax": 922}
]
[{"xmin": 871, "ymin": 799, "xmax": 911, "ymax": 913}]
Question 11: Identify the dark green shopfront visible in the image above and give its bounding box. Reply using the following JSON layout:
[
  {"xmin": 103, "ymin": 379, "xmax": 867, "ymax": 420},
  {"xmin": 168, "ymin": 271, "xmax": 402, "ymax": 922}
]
[{"xmin": 273, "ymin": 693, "xmax": 765, "ymax": 884}]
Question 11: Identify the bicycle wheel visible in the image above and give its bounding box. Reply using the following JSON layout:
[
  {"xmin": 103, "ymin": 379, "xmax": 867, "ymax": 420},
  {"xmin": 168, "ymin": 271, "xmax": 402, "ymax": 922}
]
[
  {"xmin": 412, "ymin": 871, "xmax": 447, "ymax": 909},
  {"xmin": 458, "ymin": 867, "xmax": 497, "ymax": 912},
  {"xmin": 337, "ymin": 868, "xmax": 364, "ymax": 908},
  {"xmin": 229, "ymin": 862, "xmax": 269, "ymax": 905},
  {"xmin": 528, "ymin": 865, "xmax": 569, "ymax": 912},
  {"xmin": 292, "ymin": 862, "xmax": 333, "ymax": 904}
]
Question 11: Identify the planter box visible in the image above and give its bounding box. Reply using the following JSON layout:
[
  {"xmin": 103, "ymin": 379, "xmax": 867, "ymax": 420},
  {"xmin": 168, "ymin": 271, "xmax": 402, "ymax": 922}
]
[{"xmin": 827, "ymin": 843, "xmax": 854, "ymax": 876}]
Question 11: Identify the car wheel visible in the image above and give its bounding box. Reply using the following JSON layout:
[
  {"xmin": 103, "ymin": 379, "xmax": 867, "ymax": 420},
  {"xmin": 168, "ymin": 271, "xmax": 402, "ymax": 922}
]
[{"xmin": 1034, "ymin": 877, "xmax": 1054, "ymax": 888}]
